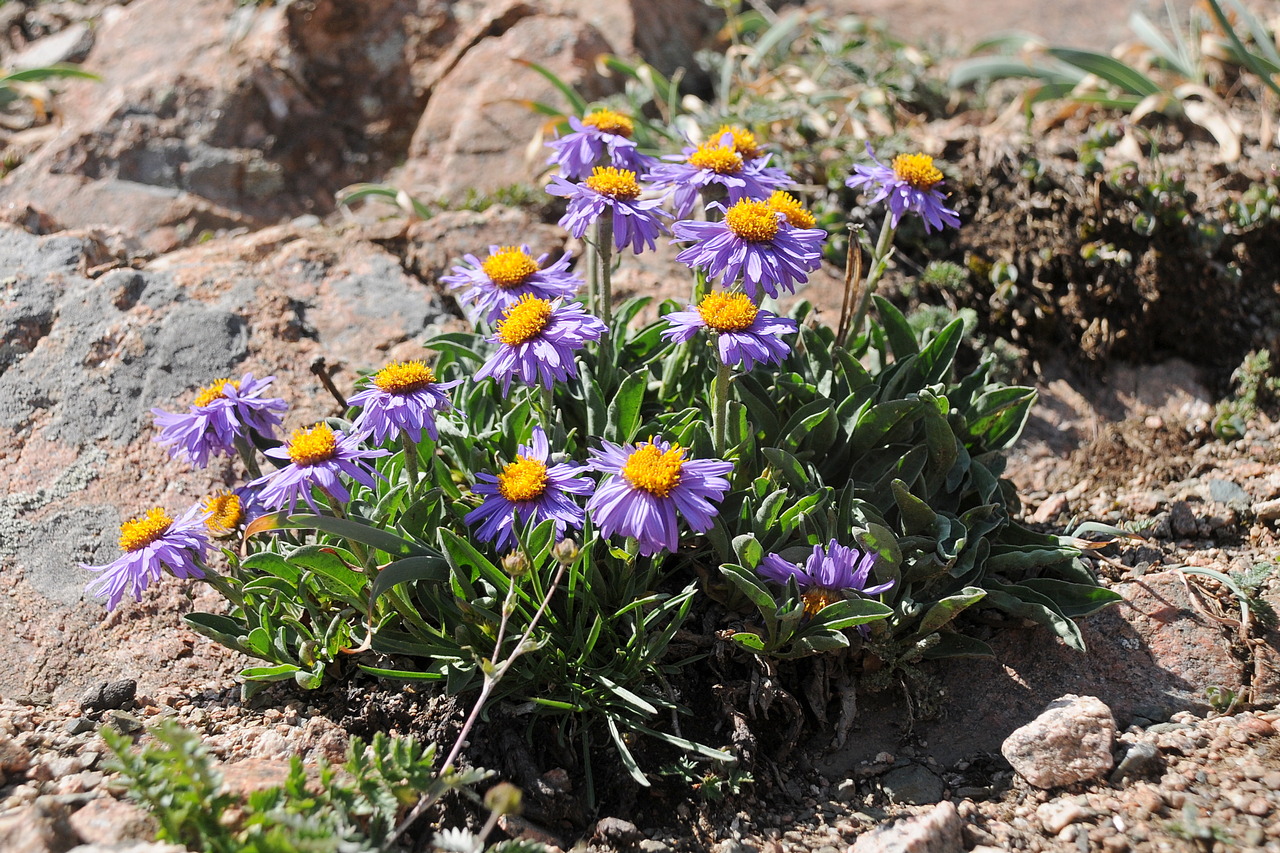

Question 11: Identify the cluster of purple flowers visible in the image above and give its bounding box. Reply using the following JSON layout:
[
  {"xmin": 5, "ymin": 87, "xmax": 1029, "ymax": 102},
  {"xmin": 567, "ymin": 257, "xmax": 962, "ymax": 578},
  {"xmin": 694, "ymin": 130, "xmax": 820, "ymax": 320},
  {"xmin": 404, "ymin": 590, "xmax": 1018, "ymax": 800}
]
[
  {"xmin": 465, "ymin": 431, "xmax": 733, "ymax": 558},
  {"xmin": 89, "ymin": 115, "xmax": 949, "ymax": 623}
]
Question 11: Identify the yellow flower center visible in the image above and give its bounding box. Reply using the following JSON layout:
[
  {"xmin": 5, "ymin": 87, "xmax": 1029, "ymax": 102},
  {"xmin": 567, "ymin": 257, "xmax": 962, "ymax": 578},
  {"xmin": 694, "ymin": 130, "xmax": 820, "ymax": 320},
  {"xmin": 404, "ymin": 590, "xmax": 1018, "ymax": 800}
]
[
  {"xmin": 202, "ymin": 491, "xmax": 244, "ymax": 535},
  {"xmin": 688, "ymin": 140, "xmax": 743, "ymax": 174},
  {"xmin": 767, "ymin": 191, "xmax": 816, "ymax": 229},
  {"xmin": 622, "ymin": 441, "xmax": 685, "ymax": 498},
  {"xmin": 891, "ymin": 153, "xmax": 943, "ymax": 190},
  {"xmin": 584, "ymin": 166, "xmax": 641, "ymax": 200},
  {"xmin": 583, "ymin": 108, "xmax": 634, "ymax": 138},
  {"xmin": 373, "ymin": 360, "xmax": 438, "ymax": 394},
  {"xmin": 802, "ymin": 588, "xmax": 842, "ymax": 617},
  {"xmin": 714, "ymin": 124, "xmax": 761, "ymax": 159},
  {"xmin": 287, "ymin": 423, "xmax": 339, "ymax": 466},
  {"xmin": 724, "ymin": 199, "xmax": 780, "ymax": 242},
  {"xmin": 193, "ymin": 378, "xmax": 239, "ymax": 407},
  {"xmin": 496, "ymin": 295, "xmax": 553, "ymax": 346},
  {"xmin": 497, "ymin": 455, "xmax": 550, "ymax": 502},
  {"xmin": 481, "ymin": 246, "xmax": 540, "ymax": 288},
  {"xmin": 118, "ymin": 508, "xmax": 173, "ymax": 552},
  {"xmin": 697, "ymin": 292, "xmax": 759, "ymax": 333}
]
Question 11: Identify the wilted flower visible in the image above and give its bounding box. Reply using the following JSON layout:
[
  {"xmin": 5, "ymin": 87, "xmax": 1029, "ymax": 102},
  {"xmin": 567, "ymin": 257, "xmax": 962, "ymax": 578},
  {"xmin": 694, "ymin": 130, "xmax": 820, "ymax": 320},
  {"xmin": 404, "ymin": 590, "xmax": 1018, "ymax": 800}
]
[
  {"xmin": 547, "ymin": 166, "xmax": 670, "ymax": 254},
  {"xmin": 845, "ymin": 145, "xmax": 960, "ymax": 233},
  {"xmin": 465, "ymin": 427, "xmax": 593, "ymax": 552},
  {"xmin": 441, "ymin": 245, "xmax": 582, "ymax": 323},
  {"xmin": 673, "ymin": 198, "xmax": 826, "ymax": 301},
  {"xmin": 587, "ymin": 436, "xmax": 733, "ymax": 556},
  {"xmin": 252, "ymin": 423, "xmax": 388, "ymax": 514},
  {"xmin": 82, "ymin": 505, "xmax": 211, "ymax": 610},
  {"xmin": 649, "ymin": 130, "xmax": 791, "ymax": 218},
  {"xmin": 545, "ymin": 108, "xmax": 656, "ymax": 180},
  {"xmin": 349, "ymin": 360, "xmax": 460, "ymax": 444},
  {"xmin": 152, "ymin": 373, "xmax": 287, "ymax": 468},
  {"xmin": 474, "ymin": 295, "xmax": 608, "ymax": 392},
  {"xmin": 758, "ymin": 539, "xmax": 895, "ymax": 616},
  {"xmin": 661, "ymin": 291, "xmax": 797, "ymax": 370}
]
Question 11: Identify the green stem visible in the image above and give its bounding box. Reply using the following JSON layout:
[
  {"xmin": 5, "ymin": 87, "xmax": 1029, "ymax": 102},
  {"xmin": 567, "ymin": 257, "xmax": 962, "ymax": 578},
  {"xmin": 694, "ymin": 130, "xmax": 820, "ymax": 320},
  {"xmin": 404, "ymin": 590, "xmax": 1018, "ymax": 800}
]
[
  {"xmin": 199, "ymin": 570, "xmax": 244, "ymax": 609},
  {"xmin": 597, "ymin": 214, "xmax": 614, "ymax": 325},
  {"xmin": 712, "ymin": 357, "xmax": 732, "ymax": 455},
  {"xmin": 400, "ymin": 433, "xmax": 420, "ymax": 494},
  {"xmin": 692, "ymin": 267, "xmax": 709, "ymax": 304},
  {"xmin": 234, "ymin": 436, "xmax": 263, "ymax": 480},
  {"xmin": 846, "ymin": 209, "xmax": 897, "ymax": 344}
]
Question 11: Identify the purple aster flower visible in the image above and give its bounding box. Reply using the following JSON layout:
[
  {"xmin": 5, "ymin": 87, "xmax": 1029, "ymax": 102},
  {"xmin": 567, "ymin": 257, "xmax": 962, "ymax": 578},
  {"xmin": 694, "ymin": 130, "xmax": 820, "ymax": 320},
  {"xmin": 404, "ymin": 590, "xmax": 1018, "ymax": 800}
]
[
  {"xmin": 758, "ymin": 539, "xmax": 896, "ymax": 617},
  {"xmin": 845, "ymin": 145, "xmax": 960, "ymax": 233},
  {"xmin": 545, "ymin": 109, "xmax": 657, "ymax": 180},
  {"xmin": 648, "ymin": 130, "xmax": 792, "ymax": 219},
  {"xmin": 546, "ymin": 167, "xmax": 671, "ymax": 254},
  {"xmin": 464, "ymin": 426, "xmax": 595, "ymax": 552},
  {"xmin": 152, "ymin": 373, "xmax": 287, "ymax": 468},
  {"xmin": 662, "ymin": 291, "xmax": 797, "ymax": 370},
  {"xmin": 251, "ymin": 422, "xmax": 389, "ymax": 514},
  {"xmin": 349, "ymin": 360, "xmax": 461, "ymax": 444},
  {"xmin": 82, "ymin": 505, "xmax": 211, "ymax": 610},
  {"xmin": 474, "ymin": 295, "xmax": 608, "ymax": 392},
  {"xmin": 441, "ymin": 245, "xmax": 583, "ymax": 324},
  {"xmin": 673, "ymin": 198, "xmax": 826, "ymax": 301},
  {"xmin": 586, "ymin": 436, "xmax": 733, "ymax": 557}
]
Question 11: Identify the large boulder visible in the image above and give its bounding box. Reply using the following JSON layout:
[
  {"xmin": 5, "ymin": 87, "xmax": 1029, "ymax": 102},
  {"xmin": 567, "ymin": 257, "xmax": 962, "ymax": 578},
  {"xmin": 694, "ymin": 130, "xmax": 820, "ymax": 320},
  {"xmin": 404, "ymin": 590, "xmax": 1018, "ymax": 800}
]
[{"xmin": 0, "ymin": 219, "xmax": 455, "ymax": 703}]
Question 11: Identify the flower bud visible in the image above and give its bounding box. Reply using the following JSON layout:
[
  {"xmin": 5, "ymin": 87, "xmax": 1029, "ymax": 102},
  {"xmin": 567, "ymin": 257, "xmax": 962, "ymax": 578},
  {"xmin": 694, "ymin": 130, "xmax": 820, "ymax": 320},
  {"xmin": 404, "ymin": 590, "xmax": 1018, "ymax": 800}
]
[
  {"xmin": 552, "ymin": 537, "xmax": 580, "ymax": 565},
  {"xmin": 502, "ymin": 551, "xmax": 531, "ymax": 577},
  {"xmin": 484, "ymin": 781, "xmax": 523, "ymax": 816}
]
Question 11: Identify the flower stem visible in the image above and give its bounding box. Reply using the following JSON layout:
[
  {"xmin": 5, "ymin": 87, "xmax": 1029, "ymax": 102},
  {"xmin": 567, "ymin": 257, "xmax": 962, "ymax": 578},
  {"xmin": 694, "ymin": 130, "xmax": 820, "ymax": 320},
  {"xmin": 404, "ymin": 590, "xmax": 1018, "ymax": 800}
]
[
  {"xmin": 233, "ymin": 436, "xmax": 263, "ymax": 480},
  {"xmin": 692, "ymin": 267, "xmax": 709, "ymax": 304},
  {"xmin": 400, "ymin": 433, "xmax": 420, "ymax": 494},
  {"xmin": 712, "ymin": 357, "xmax": 732, "ymax": 455},
  {"xmin": 597, "ymin": 214, "xmax": 614, "ymax": 325},
  {"xmin": 845, "ymin": 209, "xmax": 897, "ymax": 344}
]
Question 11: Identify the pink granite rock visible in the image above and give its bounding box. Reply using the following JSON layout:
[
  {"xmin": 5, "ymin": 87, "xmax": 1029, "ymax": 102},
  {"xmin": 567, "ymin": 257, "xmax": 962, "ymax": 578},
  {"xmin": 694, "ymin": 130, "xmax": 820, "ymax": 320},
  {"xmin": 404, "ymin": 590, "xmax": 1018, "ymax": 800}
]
[{"xmin": 1001, "ymin": 694, "xmax": 1116, "ymax": 789}]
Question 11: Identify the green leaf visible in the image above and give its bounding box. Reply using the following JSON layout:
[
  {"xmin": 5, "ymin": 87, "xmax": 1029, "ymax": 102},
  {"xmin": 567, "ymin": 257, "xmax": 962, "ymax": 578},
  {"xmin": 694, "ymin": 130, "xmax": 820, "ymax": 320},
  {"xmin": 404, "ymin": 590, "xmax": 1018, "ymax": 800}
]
[
  {"xmin": 732, "ymin": 534, "xmax": 763, "ymax": 568},
  {"xmin": 872, "ymin": 295, "xmax": 919, "ymax": 358},
  {"xmin": 920, "ymin": 632, "xmax": 996, "ymax": 660},
  {"xmin": 251, "ymin": 512, "xmax": 429, "ymax": 558},
  {"xmin": 913, "ymin": 587, "xmax": 987, "ymax": 637},
  {"xmin": 607, "ymin": 717, "xmax": 650, "ymax": 786},
  {"xmin": 967, "ymin": 387, "xmax": 1036, "ymax": 451},
  {"xmin": 762, "ymin": 447, "xmax": 810, "ymax": 491},
  {"xmin": 184, "ymin": 613, "xmax": 251, "ymax": 655},
  {"xmin": 370, "ymin": 555, "xmax": 450, "ymax": 604},
  {"xmin": 917, "ymin": 317, "xmax": 963, "ymax": 385},
  {"xmin": 512, "ymin": 58, "xmax": 589, "ymax": 114},
  {"xmin": 289, "ymin": 546, "xmax": 368, "ymax": 598},
  {"xmin": 1, "ymin": 65, "xmax": 101, "ymax": 84},
  {"xmin": 720, "ymin": 563, "xmax": 778, "ymax": 613},
  {"xmin": 850, "ymin": 399, "xmax": 926, "ymax": 456},
  {"xmin": 1046, "ymin": 47, "xmax": 1163, "ymax": 96},
  {"xmin": 808, "ymin": 597, "xmax": 893, "ymax": 630},
  {"xmin": 1016, "ymin": 578, "xmax": 1123, "ymax": 618},
  {"xmin": 239, "ymin": 551, "xmax": 300, "ymax": 584},
  {"xmin": 609, "ymin": 370, "xmax": 648, "ymax": 443},
  {"xmin": 891, "ymin": 479, "xmax": 937, "ymax": 536},
  {"xmin": 240, "ymin": 664, "xmax": 303, "ymax": 682}
]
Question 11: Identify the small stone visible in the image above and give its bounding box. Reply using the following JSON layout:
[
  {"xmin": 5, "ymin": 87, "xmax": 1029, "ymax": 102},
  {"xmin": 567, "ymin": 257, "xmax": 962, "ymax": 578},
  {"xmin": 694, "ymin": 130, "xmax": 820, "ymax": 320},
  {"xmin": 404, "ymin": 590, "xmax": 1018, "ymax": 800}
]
[
  {"xmin": 1235, "ymin": 716, "xmax": 1275, "ymax": 738},
  {"xmin": 1002, "ymin": 695, "xmax": 1116, "ymax": 789},
  {"xmin": 850, "ymin": 800, "xmax": 962, "ymax": 853},
  {"xmin": 1169, "ymin": 502, "xmax": 1198, "ymax": 537},
  {"xmin": 1037, "ymin": 800, "xmax": 1088, "ymax": 835},
  {"xmin": 64, "ymin": 717, "xmax": 96, "ymax": 736},
  {"xmin": 80, "ymin": 679, "xmax": 138, "ymax": 713},
  {"xmin": 1247, "ymin": 797, "xmax": 1271, "ymax": 817},
  {"xmin": 1110, "ymin": 741, "xmax": 1161, "ymax": 783},
  {"xmin": 638, "ymin": 841, "xmax": 670, "ymax": 853},
  {"xmin": 595, "ymin": 817, "xmax": 642, "ymax": 846},
  {"xmin": 880, "ymin": 764, "xmax": 945, "ymax": 805},
  {"xmin": 0, "ymin": 734, "xmax": 32, "ymax": 775},
  {"xmin": 102, "ymin": 711, "xmax": 143, "ymax": 734},
  {"xmin": 1253, "ymin": 498, "xmax": 1280, "ymax": 522}
]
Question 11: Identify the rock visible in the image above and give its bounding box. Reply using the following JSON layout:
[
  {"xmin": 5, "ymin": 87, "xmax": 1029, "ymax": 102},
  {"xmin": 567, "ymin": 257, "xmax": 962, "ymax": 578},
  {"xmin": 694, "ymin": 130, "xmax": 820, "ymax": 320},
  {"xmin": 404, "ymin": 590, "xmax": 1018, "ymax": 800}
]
[
  {"xmin": 1169, "ymin": 501, "xmax": 1199, "ymax": 537},
  {"xmin": 850, "ymin": 800, "xmax": 963, "ymax": 853},
  {"xmin": 0, "ymin": 733, "xmax": 32, "ymax": 775},
  {"xmin": 1207, "ymin": 478, "xmax": 1249, "ymax": 507},
  {"xmin": 80, "ymin": 679, "xmax": 138, "ymax": 712},
  {"xmin": 67, "ymin": 797, "xmax": 158, "ymax": 845},
  {"xmin": 0, "ymin": 222, "xmax": 449, "ymax": 703},
  {"xmin": 1036, "ymin": 800, "xmax": 1089, "ymax": 834},
  {"xmin": 0, "ymin": 799, "xmax": 79, "ymax": 853},
  {"xmin": 218, "ymin": 758, "xmax": 293, "ymax": 795},
  {"xmin": 8, "ymin": 22, "xmax": 94, "ymax": 69},
  {"xmin": 1110, "ymin": 740, "xmax": 1161, "ymax": 783},
  {"xmin": 396, "ymin": 14, "xmax": 615, "ymax": 203},
  {"xmin": 1001, "ymin": 695, "xmax": 1116, "ymax": 789},
  {"xmin": 1254, "ymin": 498, "xmax": 1280, "ymax": 522},
  {"xmin": 880, "ymin": 764, "xmax": 945, "ymax": 805},
  {"xmin": 103, "ymin": 711, "xmax": 144, "ymax": 734},
  {"xmin": 1030, "ymin": 493, "xmax": 1069, "ymax": 524},
  {"xmin": 595, "ymin": 817, "xmax": 642, "ymax": 845}
]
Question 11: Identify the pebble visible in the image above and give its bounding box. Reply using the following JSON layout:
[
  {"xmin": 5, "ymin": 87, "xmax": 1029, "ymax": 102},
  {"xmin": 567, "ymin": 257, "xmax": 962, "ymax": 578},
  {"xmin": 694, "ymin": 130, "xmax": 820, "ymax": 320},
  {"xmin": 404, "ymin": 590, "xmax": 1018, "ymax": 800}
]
[{"xmin": 1037, "ymin": 800, "xmax": 1088, "ymax": 834}]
